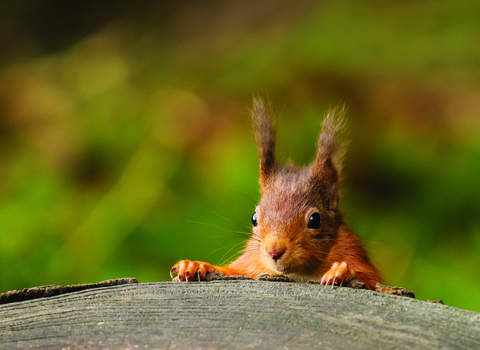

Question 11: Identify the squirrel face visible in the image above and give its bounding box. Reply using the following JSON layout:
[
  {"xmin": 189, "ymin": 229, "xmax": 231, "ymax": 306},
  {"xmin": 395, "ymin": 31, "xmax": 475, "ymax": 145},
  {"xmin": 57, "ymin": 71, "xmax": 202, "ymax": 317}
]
[
  {"xmin": 252, "ymin": 167, "xmax": 339, "ymax": 276},
  {"xmin": 251, "ymin": 98, "xmax": 345, "ymax": 278}
]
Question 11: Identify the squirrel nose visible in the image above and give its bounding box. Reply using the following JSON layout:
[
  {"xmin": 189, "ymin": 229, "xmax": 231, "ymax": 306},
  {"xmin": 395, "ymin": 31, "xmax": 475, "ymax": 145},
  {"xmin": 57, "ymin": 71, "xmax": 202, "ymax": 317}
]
[{"xmin": 268, "ymin": 248, "xmax": 285, "ymax": 262}]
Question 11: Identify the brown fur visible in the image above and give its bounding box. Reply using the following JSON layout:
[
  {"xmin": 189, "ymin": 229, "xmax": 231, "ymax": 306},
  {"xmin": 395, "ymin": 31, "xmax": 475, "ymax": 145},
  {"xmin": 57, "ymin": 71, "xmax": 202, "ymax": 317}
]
[{"xmin": 172, "ymin": 98, "xmax": 382, "ymax": 290}]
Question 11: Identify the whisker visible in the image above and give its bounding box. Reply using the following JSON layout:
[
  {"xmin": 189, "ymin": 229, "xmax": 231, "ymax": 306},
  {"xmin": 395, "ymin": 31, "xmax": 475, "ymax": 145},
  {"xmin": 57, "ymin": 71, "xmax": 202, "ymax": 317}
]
[
  {"xmin": 220, "ymin": 248, "xmax": 253, "ymax": 266},
  {"xmin": 235, "ymin": 190, "xmax": 258, "ymax": 208},
  {"xmin": 210, "ymin": 211, "xmax": 259, "ymax": 235},
  {"xmin": 217, "ymin": 240, "xmax": 248, "ymax": 266},
  {"xmin": 186, "ymin": 215, "xmax": 263, "ymax": 266},
  {"xmin": 238, "ymin": 223, "xmax": 252, "ymax": 230},
  {"xmin": 230, "ymin": 230, "xmax": 253, "ymax": 236},
  {"xmin": 203, "ymin": 244, "xmax": 242, "ymax": 260},
  {"xmin": 187, "ymin": 220, "xmax": 257, "ymax": 241},
  {"xmin": 242, "ymin": 249, "xmax": 260, "ymax": 255},
  {"xmin": 252, "ymin": 231, "xmax": 265, "ymax": 240},
  {"xmin": 186, "ymin": 220, "xmax": 224, "ymax": 228},
  {"xmin": 211, "ymin": 211, "xmax": 233, "ymax": 223},
  {"xmin": 362, "ymin": 240, "xmax": 391, "ymax": 248}
]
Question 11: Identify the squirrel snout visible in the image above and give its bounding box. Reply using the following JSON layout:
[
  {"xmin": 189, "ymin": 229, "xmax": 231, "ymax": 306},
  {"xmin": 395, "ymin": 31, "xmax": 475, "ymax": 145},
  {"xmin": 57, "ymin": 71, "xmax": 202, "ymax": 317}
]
[{"xmin": 267, "ymin": 247, "xmax": 285, "ymax": 262}]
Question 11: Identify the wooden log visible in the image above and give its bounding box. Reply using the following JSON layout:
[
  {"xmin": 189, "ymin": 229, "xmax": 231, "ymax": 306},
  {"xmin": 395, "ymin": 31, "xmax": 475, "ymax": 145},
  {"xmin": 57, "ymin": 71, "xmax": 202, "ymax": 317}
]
[
  {"xmin": 0, "ymin": 280, "xmax": 479, "ymax": 349},
  {"xmin": 0, "ymin": 278, "xmax": 138, "ymax": 305}
]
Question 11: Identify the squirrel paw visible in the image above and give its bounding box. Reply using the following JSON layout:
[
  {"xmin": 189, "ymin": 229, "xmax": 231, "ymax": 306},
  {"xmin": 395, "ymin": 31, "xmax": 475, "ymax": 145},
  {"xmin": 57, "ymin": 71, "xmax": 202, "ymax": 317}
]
[
  {"xmin": 170, "ymin": 260, "xmax": 218, "ymax": 282},
  {"xmin": 321, "ymin": 262, "xmax": 356, "ymax": 287}
]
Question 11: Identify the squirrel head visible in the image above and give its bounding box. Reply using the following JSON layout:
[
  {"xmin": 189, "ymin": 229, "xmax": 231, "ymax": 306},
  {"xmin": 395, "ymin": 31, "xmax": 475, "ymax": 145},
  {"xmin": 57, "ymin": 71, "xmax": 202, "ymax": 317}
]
[{"xmin": 250, "ymin": 98, "xmax": 347, "ymax": 277}]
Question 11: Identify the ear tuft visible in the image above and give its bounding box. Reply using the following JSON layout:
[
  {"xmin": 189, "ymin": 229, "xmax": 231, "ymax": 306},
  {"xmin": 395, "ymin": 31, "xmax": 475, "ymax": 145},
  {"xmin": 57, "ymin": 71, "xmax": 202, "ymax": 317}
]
[
  {"xmin": 316, "ymin": 104, "xmax": 348, "ymax": 173},
  {"xmin": 251, "ymin": 97, "xmax": 276, "ymax": 187},
  {"xmin": 312, "ymin": 104, "xmax": 349, "ymax": 209}
]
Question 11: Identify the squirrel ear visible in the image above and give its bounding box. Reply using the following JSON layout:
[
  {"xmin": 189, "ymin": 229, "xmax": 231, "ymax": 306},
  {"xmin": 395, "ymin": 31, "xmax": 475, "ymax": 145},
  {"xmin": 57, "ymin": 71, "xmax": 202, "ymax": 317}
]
[
  {"xmin": 312, "ymin": 105, "xmax": 347, "ymax": 210},
  {"xmin": 251, "ymin": 97, "xmax": 276, "ymax": 187}
]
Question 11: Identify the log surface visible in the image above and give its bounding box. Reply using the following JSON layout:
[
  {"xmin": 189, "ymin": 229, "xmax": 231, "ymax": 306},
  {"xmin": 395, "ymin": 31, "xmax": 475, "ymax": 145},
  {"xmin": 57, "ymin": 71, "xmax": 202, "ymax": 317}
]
[
  {"xmin": 0, "ymin": 278, "xmax": 138, "ymax": 305},
  {"xmin": 0, "ymin": 281, "xmax": 479, "ymax": 349}
]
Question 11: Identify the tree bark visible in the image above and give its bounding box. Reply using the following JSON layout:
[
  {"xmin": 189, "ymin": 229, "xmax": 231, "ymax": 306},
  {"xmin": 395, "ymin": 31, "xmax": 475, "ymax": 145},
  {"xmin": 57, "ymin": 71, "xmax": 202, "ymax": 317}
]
[{"xmin": 0, "ymin": 280, "xmax": 479, "ymax": 349}]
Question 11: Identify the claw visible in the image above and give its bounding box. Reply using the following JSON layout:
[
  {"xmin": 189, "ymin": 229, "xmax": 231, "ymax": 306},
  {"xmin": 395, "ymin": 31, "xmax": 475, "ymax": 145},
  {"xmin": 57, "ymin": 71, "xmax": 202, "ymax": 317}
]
[
  {"xmin": 321, "ymin": 261, "xmax": 356, "ymax": 289},
  {"xmin": 172, "ymin": 260, "xmax": 217, "ymax": 283}
]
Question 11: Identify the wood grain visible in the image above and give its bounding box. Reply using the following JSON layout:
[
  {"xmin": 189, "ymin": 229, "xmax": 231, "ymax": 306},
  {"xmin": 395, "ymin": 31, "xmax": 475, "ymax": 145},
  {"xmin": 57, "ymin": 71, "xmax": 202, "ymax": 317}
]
[{"xmin": 0, "ymin": 281, "xmax": 478, "ymax": 349}]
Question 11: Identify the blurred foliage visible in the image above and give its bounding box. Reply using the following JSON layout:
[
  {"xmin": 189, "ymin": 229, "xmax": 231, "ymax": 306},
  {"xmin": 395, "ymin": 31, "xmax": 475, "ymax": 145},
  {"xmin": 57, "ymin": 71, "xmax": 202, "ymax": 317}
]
[{"xmin": 1, "ymin": 0, "xmax": 480, "ymax": 312}]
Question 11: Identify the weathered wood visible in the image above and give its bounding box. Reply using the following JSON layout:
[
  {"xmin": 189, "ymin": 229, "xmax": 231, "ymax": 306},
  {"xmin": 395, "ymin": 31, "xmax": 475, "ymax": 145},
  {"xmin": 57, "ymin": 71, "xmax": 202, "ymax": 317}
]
[
  {"xmin": 0, "ymin": 278, "xmax": 138, "ymax": 305},
  {"xmin": 0, "ymin": 281, "xmax": 479, "ymax": 349}
]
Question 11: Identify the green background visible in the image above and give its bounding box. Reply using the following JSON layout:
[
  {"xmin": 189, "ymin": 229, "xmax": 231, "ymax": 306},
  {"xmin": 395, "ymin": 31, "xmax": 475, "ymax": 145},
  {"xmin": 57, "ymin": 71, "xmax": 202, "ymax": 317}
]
[{"xmin": 1, "ymin": 0, "xmax": 480, "ymax": 312}]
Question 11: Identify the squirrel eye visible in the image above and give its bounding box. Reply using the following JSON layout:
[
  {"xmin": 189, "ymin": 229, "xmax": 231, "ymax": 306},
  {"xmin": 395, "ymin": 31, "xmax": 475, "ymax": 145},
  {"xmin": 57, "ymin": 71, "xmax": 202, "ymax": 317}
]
[
  {"xmin": 308, "ymin": 212, "xmax": 321, "ymax": 229},
  {"xmin": 251, "ymin": 212, "xmax": 258, "ymax": 227}
]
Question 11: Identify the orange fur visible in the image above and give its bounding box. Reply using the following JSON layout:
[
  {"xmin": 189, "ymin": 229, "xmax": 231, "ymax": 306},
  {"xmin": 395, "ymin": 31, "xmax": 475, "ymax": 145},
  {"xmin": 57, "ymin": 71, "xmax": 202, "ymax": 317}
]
[{"xmin": 171, "ymin": 98, "xmax": 382, "ymax": 290}]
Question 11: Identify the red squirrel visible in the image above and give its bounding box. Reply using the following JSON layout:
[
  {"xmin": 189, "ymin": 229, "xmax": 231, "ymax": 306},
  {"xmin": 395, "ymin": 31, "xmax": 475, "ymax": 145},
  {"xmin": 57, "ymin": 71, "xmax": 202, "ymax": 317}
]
[{"xmin": 171, "ymin": 98, "xmax": 382, "ymax": 290}]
